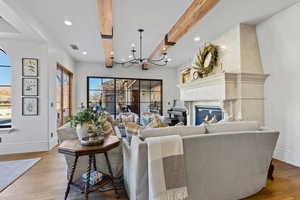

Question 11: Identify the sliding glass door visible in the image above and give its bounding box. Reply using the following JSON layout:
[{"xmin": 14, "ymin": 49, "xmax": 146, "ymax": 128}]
[{"xmin": 87, "ymin": 77, "xmax": 163, "ymax": 120}]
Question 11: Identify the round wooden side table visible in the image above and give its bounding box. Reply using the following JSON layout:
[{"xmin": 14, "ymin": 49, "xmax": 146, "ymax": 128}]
[{"xmin": 58, "ymin": 136, "xmax": 120, "ymax": 200}]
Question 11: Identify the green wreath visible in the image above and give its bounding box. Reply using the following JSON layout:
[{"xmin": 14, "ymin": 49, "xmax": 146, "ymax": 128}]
[{"xmin": 193, "ymin": 44, "xmax": 218, "ymax": 78}]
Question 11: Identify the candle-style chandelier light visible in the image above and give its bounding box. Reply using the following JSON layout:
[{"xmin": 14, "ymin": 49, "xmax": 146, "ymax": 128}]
[{"xmin": 110, "ymin": 29, "xmax": 172, "ymax": 69}]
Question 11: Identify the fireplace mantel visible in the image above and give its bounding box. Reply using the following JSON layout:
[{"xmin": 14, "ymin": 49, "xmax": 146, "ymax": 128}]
[
  {"xmin": 178, "ymin": 72, "xmax": 237, "ymax": 102},
  {"xmin": 177, "ymin": 72, "xmax": 269, "ymax": 125},
  {"xmin": 177, "ymin": 72, "xmax": 268, "ymax": 102}
]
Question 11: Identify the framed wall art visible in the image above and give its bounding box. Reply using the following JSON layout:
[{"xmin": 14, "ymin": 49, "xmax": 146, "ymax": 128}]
[
  {"xmin": 22, "ymin": 97, "xmax": 39, "ymax": 116},
  {"xmin": 22, "ymin": 58, "xmax": 39, "ymax": 77},
  {"xmin": 22, "ymin": 78, "xmax": 39, "ymax": 96}
]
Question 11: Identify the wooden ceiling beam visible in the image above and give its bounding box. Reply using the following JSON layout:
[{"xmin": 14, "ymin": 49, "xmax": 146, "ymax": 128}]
[
  {"xmin": 97, "ymin": 0, "xmax": 113, "ymax": 68},
  {"xmin": 147, "ymin": 0, "xmax": 220, "ymax": 68}
]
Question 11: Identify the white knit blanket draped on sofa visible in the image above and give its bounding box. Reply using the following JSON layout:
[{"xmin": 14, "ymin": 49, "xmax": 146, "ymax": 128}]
[{"xmin": 146, "ymin": 135, "xmax": 188, "ymax": 200}]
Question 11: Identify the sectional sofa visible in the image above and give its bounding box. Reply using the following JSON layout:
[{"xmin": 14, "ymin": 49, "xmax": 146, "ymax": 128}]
[{"xmin": 121, "ymin": 121, "xmax": 279, "ymax": 200}]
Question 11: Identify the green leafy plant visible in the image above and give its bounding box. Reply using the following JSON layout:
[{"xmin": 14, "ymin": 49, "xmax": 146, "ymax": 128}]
[
  {"xmin": 69, "ymin": 108, "xmax": 105, "ymax": 131},
  {"xmin": 69, "ymin": 108, "xmax": 94, "ymax": 127}
]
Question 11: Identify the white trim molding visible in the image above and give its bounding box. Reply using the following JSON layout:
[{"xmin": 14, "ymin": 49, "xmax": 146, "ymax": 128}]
[{"xmin": 0, "ymin": 141, "xmax": 49, "ymax": 155}]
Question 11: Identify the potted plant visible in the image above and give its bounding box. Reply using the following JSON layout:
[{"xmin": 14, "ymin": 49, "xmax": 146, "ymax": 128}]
[
  {"xmin": 69, "ymin": 108, "xmax": 95, "ymax": 139},
  {"xmin": 69, "ymin": 108, "xmax": 107, "ymax": 139}
]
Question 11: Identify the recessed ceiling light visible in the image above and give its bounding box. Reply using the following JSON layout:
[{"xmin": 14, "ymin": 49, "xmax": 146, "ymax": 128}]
[
  {"xmin": 167, "ymin": 58, "xmax": 172, "ymax": 62},
  {"xmin": 64, "ymin": 20, "xmax": 72, "ymax": 26},
  {"xmin": 82, "ymin": 51, "xmax": 87, "ymax": 55},
  {"xmin": 220, "ymin": 45, "xmax": 227, "ymax": 50},
  {"xmin": 194, "ymin": 37, "xmax": 200, "ymax": 42}
]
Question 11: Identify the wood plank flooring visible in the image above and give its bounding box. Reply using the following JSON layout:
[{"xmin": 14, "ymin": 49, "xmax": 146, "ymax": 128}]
[{"xmin": 1, "ymin": 148, "xmax": 300, "ymax": 200}]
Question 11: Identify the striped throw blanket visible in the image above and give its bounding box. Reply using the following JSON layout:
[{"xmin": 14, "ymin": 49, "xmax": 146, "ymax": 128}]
[{"xmin": 146, "ymin": 135, "xmax": 188, "ymax": 200}]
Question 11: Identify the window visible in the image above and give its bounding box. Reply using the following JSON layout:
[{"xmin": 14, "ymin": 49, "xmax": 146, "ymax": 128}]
[
  {"xmin": 56, "ymin": 64, "xmax": 73, "ymax": 127},
  {"xmin": 87, "ymin": 77, "xmax": 163, "ymax": 120},
  {"xmin": 0, "ymin": 48, "xmax": 12, "ymax": 128}
]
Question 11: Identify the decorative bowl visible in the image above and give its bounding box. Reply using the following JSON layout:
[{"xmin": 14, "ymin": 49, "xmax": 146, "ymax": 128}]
[{"xmin": 80, "ymin": 135, "xmax": 104, "ymax": 146}]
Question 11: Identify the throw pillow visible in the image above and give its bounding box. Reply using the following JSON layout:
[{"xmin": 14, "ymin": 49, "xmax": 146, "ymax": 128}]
[
  {"xmin": 102, "ymin": 120, "xmax": 116, "ymax": 136},
  {"xmin": 146, "ymin": 116, "xmax": 168, "ymax": 129},
  {"xmin": 125, "ymin": 122, "xmax": 143, "ymax": 135},
  {"xmin": 125, "ymin": 122, "xmax": 143, "ymax": 145}
]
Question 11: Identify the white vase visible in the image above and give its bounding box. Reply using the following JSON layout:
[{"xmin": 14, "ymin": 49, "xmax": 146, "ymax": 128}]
[{"xmin": 76, "ymin": 123, "xmax": 88, "ymax": 140}]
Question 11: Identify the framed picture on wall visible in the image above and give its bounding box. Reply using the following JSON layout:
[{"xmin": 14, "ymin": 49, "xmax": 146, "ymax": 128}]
[
  {"xmin": 22, "ymin": 97, "xmax": 39, "ymax": 116},
  {"xmin": 22, "ymin": 78, "xmax": 39, "ymax": 96},
  {"xmin": 22, "ymin": 58, "xmax": 39, "ymax": 77}
]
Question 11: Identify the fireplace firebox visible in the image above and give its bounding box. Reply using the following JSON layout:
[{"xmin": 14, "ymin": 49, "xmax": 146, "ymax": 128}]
[{"xmin": 195, "ymin": 106, "xmax": 223, "ymax": 125}]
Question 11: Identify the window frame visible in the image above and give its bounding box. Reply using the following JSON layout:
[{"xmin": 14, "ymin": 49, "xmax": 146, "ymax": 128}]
[
  {"xmin": 0, "ymin": 48, "xmax": 12, "ymax": 129},
  {"xmin": 87, "ymin": 76, "xmax": 163, "ymax": 120}
]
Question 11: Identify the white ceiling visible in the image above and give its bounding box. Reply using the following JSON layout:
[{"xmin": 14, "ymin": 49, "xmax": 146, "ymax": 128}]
[
  {"xmin": 0, "ymin": 16, "xmax": 19, "ymax": 34},
  {"xmin": 2, "ymin": 0, "xmax": 300, "ymax": 67},
  {"xmin": 168, "ymin": 0, "xmax": 300, "ymax": 67}
]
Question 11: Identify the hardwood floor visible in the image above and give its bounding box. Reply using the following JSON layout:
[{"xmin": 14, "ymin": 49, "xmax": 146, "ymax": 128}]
[
  {"xmin": 1, "ymin": 148, "xmax": 300, "ymax": 200},
  {"xmin": 0, "ymin": 149, "xmax": 127, "ymax": 200}
]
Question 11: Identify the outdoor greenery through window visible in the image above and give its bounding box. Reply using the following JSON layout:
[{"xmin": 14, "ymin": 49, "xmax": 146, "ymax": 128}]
[
  {"xmin": 87, "ymin": 77, "xmax": 162, "ymax": 120},
  {"xmin": 0, "ymin": 48, "xmax": 12, "ymax": 128}
]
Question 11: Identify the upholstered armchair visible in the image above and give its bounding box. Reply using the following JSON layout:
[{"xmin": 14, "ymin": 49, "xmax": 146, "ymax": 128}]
[{"xmin": 57, "ymin": 123, "xmax": 123, "ymax": 185}]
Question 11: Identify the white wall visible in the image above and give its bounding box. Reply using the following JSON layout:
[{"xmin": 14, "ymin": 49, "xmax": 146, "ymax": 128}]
[
  {"xmin": 0, "ymin": 39, "xmax": 74, "ymax": 154},
  {"xmin": 0, "ymin": 39, "xmax": 49, "ymax": 154},
  {"xmin": 0, "ymin": 0, "xmax": 75, "ymax": 154},
  {"xmin": 257, "ymin": 2, "xmax": 300, "ymax": 166},
  {"xmin": 74, "ymin": 62, "xmax": 179, "ymax": 116}
]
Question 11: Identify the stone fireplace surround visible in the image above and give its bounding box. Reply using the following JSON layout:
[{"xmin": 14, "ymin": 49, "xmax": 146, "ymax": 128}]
[
  {"xmin": 178, "ymin": 72, "xmax": 268, "ymax": 125},
  {"xmin": 178, "ymin": 24, "xmax": 269, "ymax": 126}
]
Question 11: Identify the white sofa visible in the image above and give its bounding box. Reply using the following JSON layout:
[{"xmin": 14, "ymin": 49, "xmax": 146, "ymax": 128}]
[{"xmin": 122, "ymin": 121, "xmax": 279, "ymax": 200}]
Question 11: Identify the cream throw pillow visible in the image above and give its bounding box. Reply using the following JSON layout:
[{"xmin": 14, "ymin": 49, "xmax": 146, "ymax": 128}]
[
  {"xmin": 125, "ymin": 122, "xmax": 143, "ymax": 135},
  {"xmin": 102, "ymin": 119, "xmax": 116, "ymax": 136},
  {"xmin": 146, "ymin": 116, "xmax": 168, "ymax": 129}
]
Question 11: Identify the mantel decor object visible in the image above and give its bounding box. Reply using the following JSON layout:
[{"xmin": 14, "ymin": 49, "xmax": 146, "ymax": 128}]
[
  {"xmin": 181, "ymin": 68, "xmax": 191, "ymax": 84},
  {"xmin": 193, "ymin": 44, "xmax": 218, "ymax": 79}
]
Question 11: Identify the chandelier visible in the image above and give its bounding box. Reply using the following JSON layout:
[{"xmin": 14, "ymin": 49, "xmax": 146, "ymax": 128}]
[{"xmin": 110, "ymin": 29, "xmax": 172, "ymax": 69}]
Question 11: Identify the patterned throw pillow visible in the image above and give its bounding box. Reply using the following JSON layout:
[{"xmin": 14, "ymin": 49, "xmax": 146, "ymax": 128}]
[{"xmin": 117, "ymin": 112, "xmax": 139, "ymax": 123}]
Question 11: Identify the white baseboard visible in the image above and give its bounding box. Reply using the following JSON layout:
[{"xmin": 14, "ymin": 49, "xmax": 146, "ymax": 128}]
[
  {"xmin": 0, "ymin": 141, "xmax": 49, "ymax": 155},
  {"xmin": 274, "ymin": 146, "xmax": 300, "ymax": 167}
]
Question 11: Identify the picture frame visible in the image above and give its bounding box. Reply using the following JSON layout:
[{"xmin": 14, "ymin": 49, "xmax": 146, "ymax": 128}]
[
  {"xmin": 22, "ymin": 78, "xmax": 39, "ymax": 96},
  {"xmin": 22, "ymin": 97, "xmax": 39, "ymax": 116},
  {"xmin": 22, "ymin": 58, "xmax": 39, "ymax": 77}
]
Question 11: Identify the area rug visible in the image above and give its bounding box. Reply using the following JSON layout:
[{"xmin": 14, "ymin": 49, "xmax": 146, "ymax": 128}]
[{"xmin": 0, "ymin": 158, "xmax": 41, "ymax": 192}]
